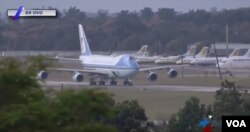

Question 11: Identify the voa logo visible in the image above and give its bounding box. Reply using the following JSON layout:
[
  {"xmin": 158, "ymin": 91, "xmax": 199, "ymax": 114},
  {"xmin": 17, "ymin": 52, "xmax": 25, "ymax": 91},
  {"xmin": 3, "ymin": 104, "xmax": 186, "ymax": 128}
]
[{"xmin": 226, "ymin": 120, "xmax": 246, "ymax": 127}]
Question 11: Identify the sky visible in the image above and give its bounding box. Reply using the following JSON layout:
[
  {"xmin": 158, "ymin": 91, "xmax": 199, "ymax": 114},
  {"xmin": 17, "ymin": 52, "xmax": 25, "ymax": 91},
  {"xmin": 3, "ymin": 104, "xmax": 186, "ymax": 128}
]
[{"xmin": 1, "ymin": 0, "xmax": 250, "ymax": 13}]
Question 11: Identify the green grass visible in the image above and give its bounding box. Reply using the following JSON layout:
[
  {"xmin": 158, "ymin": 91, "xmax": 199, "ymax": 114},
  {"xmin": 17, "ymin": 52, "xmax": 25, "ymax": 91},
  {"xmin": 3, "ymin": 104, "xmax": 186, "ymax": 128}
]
[
  {"xmin": 134, "ymin": 72, "xmax": 250, "ymax": 87},
  {"xmin": 104, "ymin": 88, "xmax": 215, "ymax": 120},
  {"xmin": 47, "ymin": 68, "xmax": 249, "ymax": 120}
]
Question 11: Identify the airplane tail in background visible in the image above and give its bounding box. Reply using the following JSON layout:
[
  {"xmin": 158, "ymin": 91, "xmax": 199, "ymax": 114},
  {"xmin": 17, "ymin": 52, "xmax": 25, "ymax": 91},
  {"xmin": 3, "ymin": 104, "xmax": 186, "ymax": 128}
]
[
  {"xmin": 243, "ymin": 48, "xmax": 250, "ymax": 57},
  {"xmin": 184, "ymin": 45, "xmax": 197, "ymax": 57},
  {"xmin": 195, "ymin": 47, "xmax": 208, "ymax": 58},
  {"xmin": 229, "ymin": 48, "xmax": 240, "ymax": 57},
  {"xmin": 78, "ymin": 24, "xmax": 92, "ymax": 56},
  {"xmin": 136, "ymin": 45, "xmax": 149, "ymax": 56}
]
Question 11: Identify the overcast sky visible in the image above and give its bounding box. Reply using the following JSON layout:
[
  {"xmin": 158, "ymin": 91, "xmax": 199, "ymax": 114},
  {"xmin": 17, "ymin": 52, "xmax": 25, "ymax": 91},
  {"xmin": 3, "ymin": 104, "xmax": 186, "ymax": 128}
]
[{"xmin": 1, "ymin": 0, "xmax": 250, "ymax": 13}]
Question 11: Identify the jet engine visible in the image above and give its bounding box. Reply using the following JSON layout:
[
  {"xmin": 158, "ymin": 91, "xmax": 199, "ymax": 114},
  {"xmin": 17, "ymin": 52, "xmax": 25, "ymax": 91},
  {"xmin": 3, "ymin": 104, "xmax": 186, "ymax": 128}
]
[
  {"xmin": 167, "ymin": 68, "xmax": 178, "ymax": 78},
  {"xmin": 147, "ymin": 72, "xmax": 158, "ymax": 81},
  {"xmin": 72, "ymin": 72, "xmax": 84, "ymax": 82},
  {"xmin": 37, "ymin": 70, "xmax": 48, "ymax": 80}
]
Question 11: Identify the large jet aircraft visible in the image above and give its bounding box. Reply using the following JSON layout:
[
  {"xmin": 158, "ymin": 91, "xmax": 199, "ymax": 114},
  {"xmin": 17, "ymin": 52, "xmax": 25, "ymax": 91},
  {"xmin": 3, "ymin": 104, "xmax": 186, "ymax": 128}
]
[
  {"xmin": 37, "ymin": 24, "xmax": 180, "ymax": 86},
  {"xmin": 135, "ymin": 54, "xmax": 162, "ymax": 63},
  {"xmin": 175, "ymin": 47, "xmax": 209, "ymax": 64},
  {"xmin": 190, "ymin": 48, "xmax": 241, "ymax": 66},
  {"xmin": 154, "ymin": 45, "xmax": 197, "ymax": 64},
  {"xmin": 219, "ymin": 48, "xmax": 250, "ymax": 70},
  {"xmin": 111, "ymin": 45, "xmax": 149, "ymax": 57}
]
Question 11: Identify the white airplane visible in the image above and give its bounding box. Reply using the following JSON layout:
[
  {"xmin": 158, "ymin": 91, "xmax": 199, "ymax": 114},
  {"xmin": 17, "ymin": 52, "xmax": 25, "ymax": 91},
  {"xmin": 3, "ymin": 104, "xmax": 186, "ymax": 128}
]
[
  {"xmin": 219, "ymin": 48, "xmax": 250, "ymax": 70},
  {"xmin": 111, "ymin": 45, "xmax": 149, "ymax": 57},
  {"xmin": 190, "ymin": 48, "xmax": 241, "ymax": 66},
  {"xmin": 135, "ymin": 55, "xmax": 162, "ymax": 63},
  {"xmin": 154, "ymin": 45, "xmax": 197, "ymax": 64},
  {"xmin": 37, "ymin": 24, "xmax": 180, "ymax": 86},
  {"xmin": 176, "ymin": 47, "xmax": 209, "ymax": 64}
]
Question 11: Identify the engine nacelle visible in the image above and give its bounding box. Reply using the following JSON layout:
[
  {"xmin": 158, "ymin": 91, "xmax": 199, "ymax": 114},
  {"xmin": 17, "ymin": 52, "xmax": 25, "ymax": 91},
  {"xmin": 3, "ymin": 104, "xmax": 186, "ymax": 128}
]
[
  {"xmin": 147, "ymin": 72, "xmax": 158, "ymax": 81},
  {"xmin": 37, "ymin": 70, "xmax": 48, "ymax": 80},
  {"xmin": 72, "ymin": 72, "xmax": 84, "ymax": 82},
  {"xmin": 167, "ymin": 68, "xmax": 178, "ymax": 78}
]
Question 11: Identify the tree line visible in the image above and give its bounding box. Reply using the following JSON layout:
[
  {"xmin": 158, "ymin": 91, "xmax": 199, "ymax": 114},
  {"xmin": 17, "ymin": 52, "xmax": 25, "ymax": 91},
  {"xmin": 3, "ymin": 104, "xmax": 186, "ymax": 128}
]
[{"xmin": 0, "ymin": 7, "xmax": 250, "ymax": 55}]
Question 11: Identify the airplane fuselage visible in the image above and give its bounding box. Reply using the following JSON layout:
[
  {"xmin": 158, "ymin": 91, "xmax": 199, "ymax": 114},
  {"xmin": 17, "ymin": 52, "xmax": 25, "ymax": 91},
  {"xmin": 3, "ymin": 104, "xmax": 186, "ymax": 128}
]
[
  {"xmin": 136, "ymin": 56, "xmax": 160, "ymax": 63},
  {"xmin": 155, "ymin": 56, "xmax": 181, "ymax": 64},
  {"xmin": 219, "ymin": 57, "xmax": 250, "ymax": 69},
  {"xmin": 79, "ymin": 54, "xmax": 139, "ymax": 79},
  {"xmin": 190, "ymin": 57, "xmax": 225, "ymax": 65}
]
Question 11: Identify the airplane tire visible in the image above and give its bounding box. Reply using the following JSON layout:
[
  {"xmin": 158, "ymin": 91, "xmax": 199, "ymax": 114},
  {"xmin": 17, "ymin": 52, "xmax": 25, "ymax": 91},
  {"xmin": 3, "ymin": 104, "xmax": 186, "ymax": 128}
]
[
  {"xmin": 110, "ymin": 81, "xmax": 117, "ymax": 86},
  {"xmin": 98, "ymin": 81, "xmax": 105, "ymax": 85},
  {"xmin": 123, "ymin": 81, "xmax": 128, "ymax": 86},
  {"xmin": 123, "ymin": 80, "xmax": 133, "ymax": 86},
  {"xmin": 90, "ymin": 81, "xmax": 97, "ymax": 85}
]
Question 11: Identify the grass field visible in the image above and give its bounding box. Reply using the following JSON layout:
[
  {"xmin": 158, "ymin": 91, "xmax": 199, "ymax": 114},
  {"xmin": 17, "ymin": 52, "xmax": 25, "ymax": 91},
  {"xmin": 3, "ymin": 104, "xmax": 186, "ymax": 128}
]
[
  {"xmin": 133, "ymin": 71, "xmax": 250, "ymax": 87},
  {"xmin": 103, "ymin": 88, "xmax": 215, "ymax": 120},
  {"xmin": 48, "ymin": 71, "xmax": 250, "ymax": 87},
  {"xmin": 47, "ymin": 63, "xmax": 249, "ymax": 120}
]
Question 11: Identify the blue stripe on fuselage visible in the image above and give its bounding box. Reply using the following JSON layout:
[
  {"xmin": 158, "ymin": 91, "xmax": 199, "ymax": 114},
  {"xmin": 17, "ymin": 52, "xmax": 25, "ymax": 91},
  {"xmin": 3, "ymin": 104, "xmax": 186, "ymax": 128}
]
[{"xmin": 83, "ymin": 64, "xmax": 139, "ymax": 70}]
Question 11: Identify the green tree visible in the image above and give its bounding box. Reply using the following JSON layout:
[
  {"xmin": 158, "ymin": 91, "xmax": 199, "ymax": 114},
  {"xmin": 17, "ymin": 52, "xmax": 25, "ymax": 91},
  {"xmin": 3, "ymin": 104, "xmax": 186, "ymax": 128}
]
[
  {"xmin": 26, "ymin": 55, "xmax": 56, "ymax": 76},
  {"xmin": 0, "ymin": 58, "xmax": 43, "ymax": 107},
  {"xmin": 157, "ymin": 8, "xmax": 176, "ymax": 20},
  {"xmin": 167, "ymin": 97, "xmax": 208, "ymax": 132},
  {"xmin": 213, "ymin": 80, "xmax": 243, "ymax": 118},
  {"xmin": 0, "ymin": 88, "xmax": 119, "ymax": 132},
  {"xmin": 115, "ymin": 100, "xmax": 150, "ymax": 132},
  {"xmin": 140, "ymin": 7, "xmax": 154, "ymax": 20}
]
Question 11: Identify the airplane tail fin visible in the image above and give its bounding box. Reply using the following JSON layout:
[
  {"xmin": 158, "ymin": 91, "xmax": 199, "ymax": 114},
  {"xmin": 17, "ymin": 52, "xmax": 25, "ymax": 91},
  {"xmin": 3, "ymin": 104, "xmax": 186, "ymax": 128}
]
[
  {"xmin": 229, "ymin": 48, "xmax": 240, "ymax": 57},
  {"xmin": 243, "ymin": 48, "xmax": 250, "ymax": 57},
  {"xmin": 184, "ymin": 45, "xmax": 197, "ymax": 57},
  {"xmin": 137, "ymin": 45, "xmax": 149, "ymax": 56},
  {"xmin": 195, "ymin": 47, "xmax": 209, "ymax": 58},
  {"xmin": 78, "ymin": 24, "xmax": 92, "ymax": 56}
]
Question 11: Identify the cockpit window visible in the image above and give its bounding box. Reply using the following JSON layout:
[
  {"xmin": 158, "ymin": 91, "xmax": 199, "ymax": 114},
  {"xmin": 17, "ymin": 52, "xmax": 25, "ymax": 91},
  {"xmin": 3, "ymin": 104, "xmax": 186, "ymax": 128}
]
[{"xmin": 129, "ymin": 56, "xmax": 136, "ymax": 64}]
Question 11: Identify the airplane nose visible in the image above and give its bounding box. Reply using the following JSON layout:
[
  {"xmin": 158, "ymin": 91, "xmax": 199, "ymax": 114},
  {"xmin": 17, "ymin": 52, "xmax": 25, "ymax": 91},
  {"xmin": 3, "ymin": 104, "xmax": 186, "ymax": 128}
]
[
  {"xmin": 155, "ymin": 60, "xmax": 160, "ymax": 63},
  {"xmin": 176, "ymin": 61, "xmax": 181, "ymax": 64},
  {"xmin": 216, "ymin": 63, "xmax": 223, "ymax": 68},
  {"xmin": 190, "ymin": 60, "xmax": 195, "ymax": 64}
]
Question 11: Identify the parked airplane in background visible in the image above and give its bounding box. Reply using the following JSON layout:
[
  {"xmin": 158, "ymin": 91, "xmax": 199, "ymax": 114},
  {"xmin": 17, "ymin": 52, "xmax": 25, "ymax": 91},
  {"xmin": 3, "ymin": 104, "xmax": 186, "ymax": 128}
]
[
  {"xmin": 190, "ymin": 48, "xmax": 241, "ymax": 66},
  {"xmin": 176, "ymin": 47, "xmax": 209, "ymax": 64},
  {"xmin": 37, "ymin": 24, "xmax": 180, "ymax": 86},
  {"xmin": 112, "ymin": 45, "xmax": 160, "ymax": 63},
  {"xmin": 111, "ymin": 45, "xmax": 149, "ymax": 57},
  {"xmin": 136, "ymin": 54, "xmax": 162, "ymax": 63},
  {"xmin": 154, "ymin": 45, "xmax": 197, "ymax": 64},
  {"xmin": 219, "ymin": 48, "xmax": 250, "ymax": 70}
]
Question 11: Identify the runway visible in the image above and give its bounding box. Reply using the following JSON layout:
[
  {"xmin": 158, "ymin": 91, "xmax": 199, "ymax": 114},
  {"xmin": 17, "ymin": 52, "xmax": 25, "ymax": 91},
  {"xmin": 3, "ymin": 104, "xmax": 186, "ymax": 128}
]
[{"xmin": 41, "ymin": 81, "xmax": 220, "ymax": 92}]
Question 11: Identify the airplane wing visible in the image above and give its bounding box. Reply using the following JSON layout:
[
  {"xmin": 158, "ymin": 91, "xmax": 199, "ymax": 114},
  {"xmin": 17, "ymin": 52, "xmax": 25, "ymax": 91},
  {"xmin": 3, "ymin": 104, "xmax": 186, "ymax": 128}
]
[
  {"xmin": 47, "ymin": 68, "xmax": 108, "ymax": 75},
  {"xmin": 50, "ymin": 56, "xmax": 81, "ymax": 62},
  {"xmin": 139, "ymin": 64, "xmax": 189, "ymax": 71}
]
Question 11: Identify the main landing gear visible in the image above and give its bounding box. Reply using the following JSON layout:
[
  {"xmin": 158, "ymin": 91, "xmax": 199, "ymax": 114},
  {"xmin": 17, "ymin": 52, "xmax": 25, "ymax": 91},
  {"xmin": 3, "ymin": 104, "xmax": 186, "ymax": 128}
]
[
  {"xmin": 89, "ymin": 77, "xmax": 97, "ymax": 85},
  {"xmin": 110, "ymin": 79, "xmax": 117, "ymax": 86},
  {"xmin": 89, "ymin": 77, "xmax": 118, "ymax": 86},
  {"xmin": 88, "ymin": 76, "xmax": 132, "ymax": 86},
  {"xmin": 123, "ymin": 79, "xmax": 133, "ymax": 86}
]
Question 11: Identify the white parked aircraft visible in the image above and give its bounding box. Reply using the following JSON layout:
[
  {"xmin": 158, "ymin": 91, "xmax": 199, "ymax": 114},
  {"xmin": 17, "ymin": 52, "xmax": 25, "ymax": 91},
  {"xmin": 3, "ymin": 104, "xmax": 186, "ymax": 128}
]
[
  {"xmin": 135, "ymin": 55, "xmax": 162, "ymax": 63},
  {"xmin": 176, "ymin": 47, "xmax": 209, "ymax": 64},
  {"xmin": 111, "ymin": 45, "xmax": 149, "ymax": 57},
  {"xmin": 190, "ymin": 48, "xmax": 241, "ymax": 66},
  {"xmin": 154, "ymin": 45, "xmax": 197, "ymax": 64},
  {"xmin": 37, "ymin": 24, "xmax": 180, "ymax": 86},
  {"xmin": 219, "ymin": 48, "xmax": 250, "ymax": 70}
]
